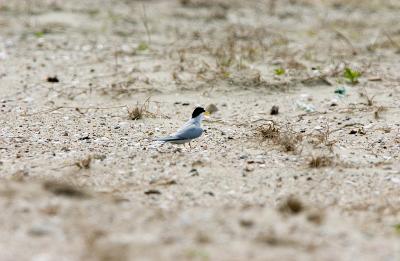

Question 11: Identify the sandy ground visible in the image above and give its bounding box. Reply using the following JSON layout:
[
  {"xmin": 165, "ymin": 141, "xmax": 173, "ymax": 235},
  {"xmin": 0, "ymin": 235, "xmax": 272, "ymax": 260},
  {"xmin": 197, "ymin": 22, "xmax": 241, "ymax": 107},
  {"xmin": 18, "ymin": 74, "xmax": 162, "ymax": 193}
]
[{"xmin": 0, "ymin": 0, "xmax": 400, "ymax": 260}]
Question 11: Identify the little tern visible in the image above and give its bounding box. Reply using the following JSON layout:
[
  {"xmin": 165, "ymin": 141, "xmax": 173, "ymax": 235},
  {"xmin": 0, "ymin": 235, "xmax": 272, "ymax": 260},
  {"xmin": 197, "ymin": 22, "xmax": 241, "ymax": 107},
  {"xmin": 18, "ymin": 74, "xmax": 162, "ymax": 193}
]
[{"xmin": 156, "ymin": 107, "xmax": 208, "ymax": 147}]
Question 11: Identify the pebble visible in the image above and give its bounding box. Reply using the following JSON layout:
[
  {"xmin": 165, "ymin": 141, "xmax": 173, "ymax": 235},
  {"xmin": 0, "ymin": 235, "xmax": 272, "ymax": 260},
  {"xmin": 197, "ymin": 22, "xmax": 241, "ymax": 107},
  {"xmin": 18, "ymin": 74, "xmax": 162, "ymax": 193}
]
[
  {"xmin": 189, "ymin": 168, "xmax": 199, "ymax": 176},
  {"xmin": 118, "ymin": 122, "xmax": 130, "ymax": 128},
  {"xmin": 206, "ymin": 104, "xmax": 218, "ymax": 114},
  {"xmin": 270, "ymin": 105, "xmax": 279, "ymax": 115},
  {"xmin": 244, "ymin": 165, "xmax": 254, "ymax": 172},
  {"xmin": 28, "ymin": 223, "xmax": 54, "ymax": 237}
]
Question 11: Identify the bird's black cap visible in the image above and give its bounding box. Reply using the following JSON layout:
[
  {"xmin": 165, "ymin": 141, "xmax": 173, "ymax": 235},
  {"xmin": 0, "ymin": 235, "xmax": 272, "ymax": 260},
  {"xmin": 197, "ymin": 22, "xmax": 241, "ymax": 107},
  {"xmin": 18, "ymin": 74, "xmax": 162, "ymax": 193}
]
[{"xmin": 192, "ymin": 107, "xmax": 206, "ymax": 118}]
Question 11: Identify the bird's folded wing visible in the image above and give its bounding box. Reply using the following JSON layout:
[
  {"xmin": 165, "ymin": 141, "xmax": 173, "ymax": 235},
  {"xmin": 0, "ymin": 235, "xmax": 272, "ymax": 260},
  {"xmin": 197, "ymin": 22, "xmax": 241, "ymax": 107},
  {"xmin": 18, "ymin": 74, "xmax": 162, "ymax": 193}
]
[{"xmin": 173, "ymin": 125, "xmax": 203, "ymax": 140}]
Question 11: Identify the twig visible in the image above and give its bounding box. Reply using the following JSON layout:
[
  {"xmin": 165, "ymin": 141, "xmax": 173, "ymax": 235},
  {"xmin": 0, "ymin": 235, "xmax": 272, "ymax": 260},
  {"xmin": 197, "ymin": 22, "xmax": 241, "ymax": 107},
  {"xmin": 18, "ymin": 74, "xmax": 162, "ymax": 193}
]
[
  {"xmin": 141, "ymin": 4, "xmax": 151, "ymax": 45},
  {"xmin": 382, "ymin": 30, "xmax": 400, "ymax": 51},
  {"xmin": 331, "ymin": 28, "xmax": 357, "ymax": 55},
  {"xmin": 113, "ymin": 45, "xmax": 119, "ymax": 74},
  {"xmin": 330, "ymin": 123, "xmax": 364, "ymax": 133}
]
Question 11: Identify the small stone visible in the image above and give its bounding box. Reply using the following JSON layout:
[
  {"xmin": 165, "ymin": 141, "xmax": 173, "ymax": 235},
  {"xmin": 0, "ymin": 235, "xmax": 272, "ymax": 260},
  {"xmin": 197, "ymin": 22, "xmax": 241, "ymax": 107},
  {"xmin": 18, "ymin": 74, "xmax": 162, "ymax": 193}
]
[
  {"xmin": 270, "ymin": 105, "xmax": 279, "ymax": 115},
  {"xmin": 28, "ymin": 224, "xmax": 53, "ymax": 237},
  {"xmin": 255, "ymin": 158, "xmax": 265, "ymax": 164},
  {"xmin": 278, "ymin": 196, "xmax": 304, "ymax": 215},
  {"xmin": 118, "ymin": 122, "xmax": 130, "ymax": 128},
  {"xmin": 189, "ymin": 168, "xmax": 199, "ymax": 176},
  {"xmin": 244, "ymin": 165, "xmax": 254, "ymax": 172},
  {"xmin": 206, "ymin": 104, "xmax": 218, "ymax": 114},
  {"xmin": 144, "ymin": 189, "xmax": 161, "ymax": 195},
  {"xmin": 239, "ymin": 218, "xmax": 254, "ymax": 228},
  {"xmin": 46, "ymin": 76, "xmax": 59, "ymax": 83}
]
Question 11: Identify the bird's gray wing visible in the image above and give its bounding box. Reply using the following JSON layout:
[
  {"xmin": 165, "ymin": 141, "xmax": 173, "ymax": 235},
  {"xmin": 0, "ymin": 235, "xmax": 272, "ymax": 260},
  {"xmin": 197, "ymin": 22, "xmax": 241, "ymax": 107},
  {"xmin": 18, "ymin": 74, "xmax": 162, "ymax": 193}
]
[
  {"xmin": 174, "ymin": 125, "xmax": 203, "ymax": 140},
  {"xmin": 157, "ymin": 125, "xmax": 203, "ymax": 141}
]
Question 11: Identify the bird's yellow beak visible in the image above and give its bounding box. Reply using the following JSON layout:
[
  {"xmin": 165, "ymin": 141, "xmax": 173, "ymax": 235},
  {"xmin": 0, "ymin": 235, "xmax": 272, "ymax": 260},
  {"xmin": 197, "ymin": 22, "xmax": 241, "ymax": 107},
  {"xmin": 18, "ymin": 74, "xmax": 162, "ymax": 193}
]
[{"xmin": 204, "ymin": 111, "xmax": 211, "ymax": 116}]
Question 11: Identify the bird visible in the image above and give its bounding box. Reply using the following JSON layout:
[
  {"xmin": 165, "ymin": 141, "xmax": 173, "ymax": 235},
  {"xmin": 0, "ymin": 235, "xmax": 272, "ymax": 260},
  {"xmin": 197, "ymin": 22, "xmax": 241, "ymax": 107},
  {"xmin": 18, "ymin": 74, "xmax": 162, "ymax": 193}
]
[{"xmin": 155, "ymin": 106, "xmax": 208, "ymax": 147}]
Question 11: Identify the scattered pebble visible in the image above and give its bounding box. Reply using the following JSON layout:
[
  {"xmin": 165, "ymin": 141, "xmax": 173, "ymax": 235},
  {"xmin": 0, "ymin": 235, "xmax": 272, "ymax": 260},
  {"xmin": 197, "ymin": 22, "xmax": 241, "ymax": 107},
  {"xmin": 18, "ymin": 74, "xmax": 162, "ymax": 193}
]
[
  {"xmin": 28, "ymin": 223, "xmax": 55, "ymax": 237},
  {"xmin": 46, "ymin": 76, "xmax": 59, "ymax": 83},
  {"xmin": 204, "ymin": 191, "xmax": 215, "ymax": 196},
  {"xmin": 270, "ymin": 105, "xmax": 279, "ymax": 115},
  {"xmin": 334, "ymin": 87, "xmax": 346, "ymax": 95},
  {"xmin": 144, "ymin": 189, "xmax": 161, "ymax": 195},
  {"xmin": 278, "ymin": 196, "xmax": 304, "ymax": 215},
  {"xmin": 43, "ymin": 180, "xmax": 89, "ymax": 198},
  {"xmin": 239, "ymin": 218, "xmax": 254, "ymax": 228},
  {"xmin": 189, "ymin": 168, "xmax": 199, "ymax": 176},
  {"xmin": 244, "ymin": 164, "xmax": 254, "ymax": 172},
  {"xmin": 206, "ymin": 104, "xmax": 218, "ymax": 114}
]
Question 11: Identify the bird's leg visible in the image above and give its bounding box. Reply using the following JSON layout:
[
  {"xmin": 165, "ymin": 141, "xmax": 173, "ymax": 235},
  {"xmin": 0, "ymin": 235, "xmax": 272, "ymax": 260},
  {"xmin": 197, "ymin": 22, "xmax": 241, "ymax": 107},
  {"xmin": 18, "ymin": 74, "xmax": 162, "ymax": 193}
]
[{"xmin": 189, "ymin": 142, "xmax": 192, "ymax": 149}]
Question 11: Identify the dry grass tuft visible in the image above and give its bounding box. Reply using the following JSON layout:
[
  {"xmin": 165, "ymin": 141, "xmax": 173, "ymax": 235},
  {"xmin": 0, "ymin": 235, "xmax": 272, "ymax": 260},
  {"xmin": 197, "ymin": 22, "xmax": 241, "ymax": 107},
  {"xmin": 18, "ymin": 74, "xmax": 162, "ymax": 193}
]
[
  {"xmin": 257, "ymin": 121, "xmax": 280, "ymax": 140},
  {"xmin": 43, "ymin": 180, "xmax": 89, "ymax": 198},
  {"xmin": 75, "ymin": 155, "xmax": 92, "ymax": 169},
  {"xmin": 278, "ymin": 131, "xmax": 302, "ymax": 152},
  {"xmin": 278, "ymin": 196, "xmax": 304, "ymax": 215},
  {"xmin": 360, "ymin": 87, "xmax": 376, "ymax": 106},
  {"xmin": 128, "ymin": 106, "xmax": 143, "ymax": 120},
  {"xmin": 374, "ymin": 106, "xmax": 387, "ymax": 119},
  {"xmin": 127, "ymin": 97, "xmax": 153, "ymax": 120},
  {"xmin": 308, "ymin": 155, "xmax": 333, "ymax": 168},
  {"xmin": 306, "ymin": 209, "xmax": 325, "ymax": 225},
  {"xmin": 257, "ymin": 122, "xmax": 302, "ymax": 153}
]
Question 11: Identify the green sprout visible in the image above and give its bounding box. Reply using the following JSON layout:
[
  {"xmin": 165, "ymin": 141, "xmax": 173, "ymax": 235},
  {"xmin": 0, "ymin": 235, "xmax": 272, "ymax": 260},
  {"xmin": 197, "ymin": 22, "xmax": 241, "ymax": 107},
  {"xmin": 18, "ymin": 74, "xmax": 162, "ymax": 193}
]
[
  {"xmin": 34, "ymin": 31, "xmax": 45, "ymax": 38},
  {"xmin": 343, "ymin": 67, "xmax": 361, "ymax": 84},
  {"xmin": 274, "ymin": 68, "xmax": 285, "ymax": 76},
  {"xmin": 137, "ymin": 42, "xmax": 149, "ymax": 51},
  {"xmin": 394, "ymin": 224, "xmax": 400, "ymax": 234},
  {"xmin": 186, "ymin": 249, "xmax": 209, "ymax": 260}
]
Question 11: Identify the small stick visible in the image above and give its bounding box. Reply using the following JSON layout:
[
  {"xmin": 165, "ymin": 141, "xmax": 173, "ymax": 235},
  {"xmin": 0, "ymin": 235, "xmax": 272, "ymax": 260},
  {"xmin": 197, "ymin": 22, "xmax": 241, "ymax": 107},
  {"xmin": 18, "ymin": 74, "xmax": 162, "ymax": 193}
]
[
  {"xmin": 141, "ymin": 4, "xmax": 152, "ymax": 45},
  {"xmin": 382, "ymin": 30, "xmax": 400, "ymax": 51},
  {"xmin": 332, "ymin": 28, "xmax": 357, "ymax": 55}
]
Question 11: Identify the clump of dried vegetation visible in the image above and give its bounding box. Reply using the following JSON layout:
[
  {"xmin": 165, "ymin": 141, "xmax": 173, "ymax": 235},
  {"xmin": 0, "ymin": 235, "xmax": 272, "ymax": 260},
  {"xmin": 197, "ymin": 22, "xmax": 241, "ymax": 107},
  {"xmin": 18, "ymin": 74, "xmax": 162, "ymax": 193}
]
[
  {"xmin": 278, "ymin": 196, "xmax": 304, "ymax": 215},
  {"xmin": 43, "ymin": 180, "xmax": 89, "ymax": 198},
  {"xmin": 307, "ymin": 123, "xmax": 336, "ymax": 152},
  {"xmin": 257, "ymin": 122, "xmax": 302, "ymax": 153},
  {"xmin": 257, "ymin": 121, "xmax": 280, "ymax": 140},
  {"xmin": 127, "ymin": 97, "xmax": 155, "ymax": 120},
  {"xmin": 360, "ymin": 87, "xmax": 376, "ymax": 106},
  {"xmin": 308, "ymin": 155, "xmax": 333, "ymax": 168},
  {"xmin": 75, "ymin": 155, "xmax": 92, "ymax": 169},
  {"xmin": 374, "ymin": 106, "xmax": 387, "ymax": 119}
]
